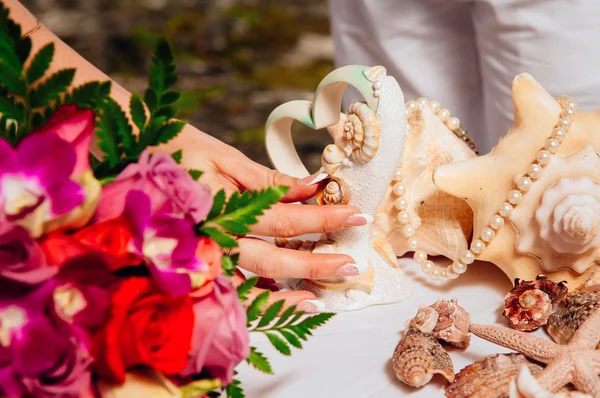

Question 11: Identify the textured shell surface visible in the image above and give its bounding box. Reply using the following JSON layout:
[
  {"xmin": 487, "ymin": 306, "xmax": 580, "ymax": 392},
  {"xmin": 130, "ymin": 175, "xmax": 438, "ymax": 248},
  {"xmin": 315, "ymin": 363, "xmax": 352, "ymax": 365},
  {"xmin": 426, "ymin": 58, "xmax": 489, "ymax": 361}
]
[
  {"xmin": 392, "ymin": 327, "xmax": 454, "ymax": 388},
  {"xmin": 503, "ymin": 275, "xmax": 568, "ymax": 331},
  {"xmin": 445, "ymin": 353, "xmax": 543, "ymax": 398},
  {"xmin": 407, "ymin": 306, "xmax": 440, "ymax": 333},
  {"xmin": 373, "ymin": 103, "xmax": 475, "ymax": 262},
  {"xmin": 343, "ymin": 102, "xmax": 381, "ymax": 164},
  {"xmin": 321, "ymin": 144, "xmax": 348, "ymax": 175},
  {"xmin": 508, "ymin": 366, "xmax": 593, "ymax": 398},
  {"xmin": 430, "ymin": 298, "xmax": 471, "ymax": 348},
  {"xmin": 363, "ymin": 65, "xmax": 387, "ymax": 82},
  {"xmin": 316, "ymin": 176, "xmax": 350, "ymax": 206},
  {"xmin": 547, "ymin": 291, "xmax": 600, "ymax": 345}
]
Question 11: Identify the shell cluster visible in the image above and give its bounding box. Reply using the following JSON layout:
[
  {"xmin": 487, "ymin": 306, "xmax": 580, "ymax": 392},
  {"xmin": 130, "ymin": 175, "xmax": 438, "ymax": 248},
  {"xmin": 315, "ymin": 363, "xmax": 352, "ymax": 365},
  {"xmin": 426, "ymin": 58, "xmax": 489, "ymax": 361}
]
[
  {"xmin": 503, "ymin": 275, "xmax": 568, "ymax": 331},
  {"xmin": 408, "ymin": 298, "xmax": 471, "ymax": 348},
  {"xmin": 547, "ymin": 291, "xmax": 600, "ymax": 345},
  {"xmin": 445, "ymin": 354, "xmax": 543, "ymax": 398},
  {"xmin": 392, "ymin": 327, "xmax": 454, "ymax": 388}
]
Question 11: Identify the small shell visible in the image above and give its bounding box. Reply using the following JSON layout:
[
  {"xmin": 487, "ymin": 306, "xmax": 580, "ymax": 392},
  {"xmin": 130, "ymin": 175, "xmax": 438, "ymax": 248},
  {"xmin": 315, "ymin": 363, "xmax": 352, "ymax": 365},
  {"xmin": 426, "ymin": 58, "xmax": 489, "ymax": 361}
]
[
  {"xmin": 445, "ymin": 354, "xmax": 543, "ymax": 398},
  {"xmin": 363, "ymin": 65, "xmax": 387, "ymax": 82},
  {"xmin": 407, "ymin": 306, "xmax": 440, "ymax": 333},
  {"xmin": 503, "ymin": 275, "xmax": 568, "ymax": 331},
  {"xmin": 392, "ymin": 327, "xmax": 454, "ymax": 388},
  {"xmin": 430, "ymin": 298, "xmax": 471, "ymax": 348},
  {"xmin": 321, "ymin": 144, "xmax": 348, "ymax": 175},
  {"xmin": 344, "ymin": 102, "xmax": 381, "ymax": 163},
  {"xmin": 547, "ymin": 291, "xmax": 600, "ymax": 345},
  {"xmin": 316, "ymin": 177, "xmax": 350, "ymax": 206}
]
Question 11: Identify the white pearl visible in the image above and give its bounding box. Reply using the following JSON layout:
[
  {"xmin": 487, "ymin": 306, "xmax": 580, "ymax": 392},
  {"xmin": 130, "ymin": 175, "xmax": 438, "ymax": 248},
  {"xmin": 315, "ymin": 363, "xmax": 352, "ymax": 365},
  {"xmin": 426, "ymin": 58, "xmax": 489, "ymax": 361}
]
[
  {"xmin": 551, "ymin": 128, "xmax": 567, "ymax": 142},
  {"xmin": 508, "ymin": 190, "xmax": 523, "ymax": 205},
  {"xmin": 421, "ymin": 260, "xmax": 434, "ymax": 274},
  {"xmin": 429, "ymin": 101, "xmax": 440, "ymax": 114},
  {"xmin": 394, "ymin": 170, "xmax": 403, "ymax": 181},
  {"xmin": 562, "ymin": 108, "xmax": 575, "ymax": 117},
  {"xmin": 499, "ymin": 202, "xmax": 513, "ymax": 217},
  {"xmin": 536, "ymin": 150, "xmax": 551, "ymax": 166},
  {"xmin": 558, "ymin": 117, "xmax": 572, "ymax": 130},
  {"xmin": 406, "ymin": 100, "xmax": 418, "ymax": 113},
  {"xmin": 397, "ymin": 211, "xmax": 410, "ymax": 224},
  {"xmin": 446, "ymin": 117, "xmax": 460, "ymax": 131},
  {"xmin": 452, "ymin": 261, "xmax": 467, "ymax": 274},
  {"xmin": 527, "ymin": 164, "xmax": 542, "ymax": 179},
  {"xmin": 414, "ymin": 250, "xmax": 427, "ymax": 263},
  {"xmin": 393, "ymin": 183, "xmax": 405, "ymax": 196},
  {"xmin": 408, "ymin": 238, "xmax": 419, "ymax": 250},
  {"xmin": 417, "ymin": 97, "xmax": 429, "ymax": 108},
  {"xmin": 438, "ymin": 109, "xmax": 450, "ymax": 122},
  {"xmin": 471, "ymin": 239, "xmax": 486, "ymax": 254},
  {"xmin": 566, "ymin": 101, "xmax": 578, "ymax": 112},
  {"xmin": 414, "ymin": 216, "xmax": 422, "ymax": 228},
  {"xmin": 446, "ymin": 265, "xmax": 459, "ymax": 279},
  {"xmin": 401, "ymin": 225, "xmax": 416, "ymax": 238},
  {"xmin": 430, "ymin": 267, "xmax": 441, "ymax": 279},
  {"xmin": 513, "ymin": 174, "xmax": 524, "ymax": 185},
  {"xmin": 490, "ymin": 215, "xmax": 505, "ymax": 230},
  {"xmin": 373, "ymin": 90, "xmax": 381, "ymax": 98},
  {"xmin": 394, "ymin": 197, "xmax": 408, "ymax": 211},
  {"xmin": 516, "ymin": 176, "xmax": 533, "ymax": 192},
  {"xmin": 373, "ymin": 81, "xmax": 383, "ymax": 90},
  {"xmin": 460, "ymin": 250, "xmax": 475, "ymax": 265},
  {"xmin": 544, "ymin": 138, "xmax": 560, "ymax": 154},
  {"xmin": 481, "ymin": 227, "xmax": 496, "ymax": 242},
  {"xmin": 438, "ymin": 268, "xmax": 447, "ymax": 279}
]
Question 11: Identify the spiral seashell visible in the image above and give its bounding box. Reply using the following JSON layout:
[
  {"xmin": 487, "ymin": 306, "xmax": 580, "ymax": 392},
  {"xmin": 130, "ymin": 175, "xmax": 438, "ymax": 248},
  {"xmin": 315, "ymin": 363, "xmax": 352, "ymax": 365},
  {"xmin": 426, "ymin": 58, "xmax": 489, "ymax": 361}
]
[
  {"xmin": 316, "ymin": 176, "xmax": 350, "ymax": 206},
  {"xmin": 321, "ymin": 144, "xmax": 348, "ymax": 175},
  {"xmin": 392, "ymin": 327, "xmax": 454, "ymax": 388},
  {"xmin": 406, "ymin": 306, "xmax": 440, "ymax": 333},
  {"xmin": 343, "ymin": 102, "xmax": 381, "ymax": 163},
  {"xmin": 430, "ymin": 298, "xmax": 471, "ymax": 348},
  {"xmin": 363, "ymin": 65, "xmax": 387, "ymax": 82}
]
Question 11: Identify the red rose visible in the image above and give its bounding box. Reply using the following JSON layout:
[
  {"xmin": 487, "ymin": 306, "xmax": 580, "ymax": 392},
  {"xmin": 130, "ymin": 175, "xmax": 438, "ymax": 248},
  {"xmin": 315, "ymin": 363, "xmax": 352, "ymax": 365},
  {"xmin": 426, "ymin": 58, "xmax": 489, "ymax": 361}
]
[{"xmin": 91, "ymin": 278, "xmax": 194, "ymax": 384}]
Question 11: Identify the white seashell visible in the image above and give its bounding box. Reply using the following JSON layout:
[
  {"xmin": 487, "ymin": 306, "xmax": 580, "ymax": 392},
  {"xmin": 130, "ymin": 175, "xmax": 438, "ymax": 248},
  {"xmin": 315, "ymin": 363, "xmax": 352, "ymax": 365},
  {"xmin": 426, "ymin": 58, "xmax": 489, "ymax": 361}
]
[
  {"xmin": 321, "ymin": 144, "xmax": 348, "ymax": 175},
  {"xmin": 363, "ymin": 65, "xmax": 387, "ymax": 82},
  {"xmin": 344, "ymin": 102, "xmax": 381, "ymax": 163},
  {"xmin": 317, "ymin": 177, "xmax": 350, "ymax": 206}
]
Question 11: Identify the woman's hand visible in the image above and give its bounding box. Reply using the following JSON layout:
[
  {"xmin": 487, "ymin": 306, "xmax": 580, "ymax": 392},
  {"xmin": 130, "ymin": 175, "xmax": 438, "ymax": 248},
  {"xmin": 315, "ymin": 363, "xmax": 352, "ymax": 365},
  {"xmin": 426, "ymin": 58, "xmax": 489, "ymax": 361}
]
[{"xmin": 161, "ymin": 127, "xmax": 369, "ymax": 311}]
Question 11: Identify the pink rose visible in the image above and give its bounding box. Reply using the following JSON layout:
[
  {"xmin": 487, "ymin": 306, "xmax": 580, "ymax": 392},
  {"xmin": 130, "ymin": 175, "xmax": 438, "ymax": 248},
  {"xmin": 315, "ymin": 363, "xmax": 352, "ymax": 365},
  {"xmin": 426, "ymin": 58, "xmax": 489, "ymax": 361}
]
[
  {"xmin": 180, "ymin": 276, "xmax": 249, "ymax": 384},
  {"xmin": 95, "ymin": 151, "xmax": 212, "ymax": 223}
]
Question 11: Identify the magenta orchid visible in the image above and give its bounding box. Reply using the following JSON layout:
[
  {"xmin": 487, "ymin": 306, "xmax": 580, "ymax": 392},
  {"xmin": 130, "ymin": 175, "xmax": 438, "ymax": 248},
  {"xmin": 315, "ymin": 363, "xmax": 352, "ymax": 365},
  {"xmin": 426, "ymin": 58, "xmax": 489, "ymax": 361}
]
[
  {"xmin": 125, "ymin": 190, "xmax": 206, "ymax": 296},
  {"xmin": 0, "ymin": 134, "xmax": 84, "ymax": 238}
]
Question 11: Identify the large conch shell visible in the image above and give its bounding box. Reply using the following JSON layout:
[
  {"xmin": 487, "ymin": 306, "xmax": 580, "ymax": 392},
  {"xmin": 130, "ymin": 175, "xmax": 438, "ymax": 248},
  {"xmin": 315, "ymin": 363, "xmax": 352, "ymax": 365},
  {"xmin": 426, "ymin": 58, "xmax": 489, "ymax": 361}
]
[
  {"xmin": 373, "ymin": 101, "xmax": 476, "ymax": 262},
  {"xmin": 265, "ymin": 65, "xmax": 413, "ymax": 311},
  {"xmin": 433, "ymin": 73, "xmax": 600, "ymax": 287}
]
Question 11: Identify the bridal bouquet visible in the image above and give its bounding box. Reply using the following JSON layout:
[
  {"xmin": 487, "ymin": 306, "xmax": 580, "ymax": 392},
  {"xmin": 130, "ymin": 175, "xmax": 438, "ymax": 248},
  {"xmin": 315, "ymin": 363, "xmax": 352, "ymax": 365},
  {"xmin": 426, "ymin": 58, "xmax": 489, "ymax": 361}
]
[{"xmin": 0, "ymin": 6, "xmax": 333, "ymax": 398}]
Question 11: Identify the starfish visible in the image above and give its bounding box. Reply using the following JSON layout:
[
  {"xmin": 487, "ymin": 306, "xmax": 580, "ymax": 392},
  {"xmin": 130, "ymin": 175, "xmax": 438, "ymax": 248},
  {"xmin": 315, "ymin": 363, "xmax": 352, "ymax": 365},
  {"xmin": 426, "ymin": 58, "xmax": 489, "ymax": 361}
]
[
  {"xmin": 470, "ymin": 307, "xmax": 600, "ymax": 395},
  {"xmin": 433, "ymin": 73, "xmax": 600, "ymax": 286}
]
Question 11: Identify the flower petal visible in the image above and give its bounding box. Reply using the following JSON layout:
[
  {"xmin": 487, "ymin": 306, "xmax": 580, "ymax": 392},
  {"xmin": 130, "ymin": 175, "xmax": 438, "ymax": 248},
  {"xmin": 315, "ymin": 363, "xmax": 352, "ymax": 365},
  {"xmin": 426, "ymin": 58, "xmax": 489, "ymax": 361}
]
[
  {"xmin": 148, "ymin": 264, "xmax": 193, "ymax": 296},
  {"xmin": 17, "ymin": 135, "xmax": 76, "ymax": 184},
  {"xmin": 124, "ymin": 190, "xmax": 151, "ymax": 237},
  {"xmin": 46, "ymin": 179, "xmax": 85, "ymax": 216},
  {"xmin": 0, "ymin": 139, "xmax": 17, "ymax": 176}
]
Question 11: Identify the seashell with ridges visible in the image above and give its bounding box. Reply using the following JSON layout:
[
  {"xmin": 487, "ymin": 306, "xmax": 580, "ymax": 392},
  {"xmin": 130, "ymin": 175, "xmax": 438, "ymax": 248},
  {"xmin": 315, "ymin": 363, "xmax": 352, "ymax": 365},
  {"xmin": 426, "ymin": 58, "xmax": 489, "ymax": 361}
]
[
  {"xmin": 321, "ymin": 144, "xmax": 348, "ymax": 175},
  {"xmin": 316, "ymin": 176, "xmax": 350, "ymax": 206},
  {"xmin": 343, "ymin": 102, "xmax": 381, "ymax": 164},
  {"xmin": 547, "ymin": 291, "xmax": 600, "ymax": 346},
  {"xmin": 392, "ymin": 327, "xmax": 454, "ymax": 388},
  {"xmin": 445, "ymin": 353, "xmax": 543, "ymax": 398},
  {"xmin": 363, "ymin": 65, "xmax": 387, "ymax": 82},
  {"xmin": 406, "ymin": 305, "xmax": 439, "ymax": 333},
  {"xmin": 430, "ymin": 298, "xmax": 471, "ymax": 348},
  {"xmin": 503, "ymin": 275, "xmax": 568, "ymax": 332}
]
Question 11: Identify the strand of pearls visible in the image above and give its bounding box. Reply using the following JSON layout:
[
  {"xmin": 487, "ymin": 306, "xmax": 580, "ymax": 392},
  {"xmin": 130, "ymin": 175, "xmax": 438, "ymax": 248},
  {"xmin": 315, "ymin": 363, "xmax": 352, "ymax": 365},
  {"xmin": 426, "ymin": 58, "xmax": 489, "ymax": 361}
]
[{"xmin": 398, "ymin": 96, "xmax": 577, "ymax": 281}]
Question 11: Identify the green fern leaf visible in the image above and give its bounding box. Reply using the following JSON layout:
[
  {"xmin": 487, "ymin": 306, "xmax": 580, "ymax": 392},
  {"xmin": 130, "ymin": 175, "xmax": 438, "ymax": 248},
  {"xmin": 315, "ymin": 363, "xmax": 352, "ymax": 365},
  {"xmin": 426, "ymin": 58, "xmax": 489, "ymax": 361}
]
[
  {"xmin": 288, "ymin": 325, "xmax": 309, "ymax": 341},
  {"xmin": 202, "ymin": 227, "xmax": 237, "ymax": 248},
  {"xmin": 30, "ymin": 69, "xmax": 75, "ymax": 108},
  {"xmin": 26, "ymin": 42, "xmax": 53, "ymax": 84},
  {"xmin": 156, "ymin": 120, "xmax": 185, "ymax": 144},
  {"xmin": 298, "ymin": 312, "xmax": 336, "ymax": 330},
  {"xmin": 225, "ymin": 380, "xmax": 245, "ymax": 398},
  {"xmin": 154, "ymin": 105, "xmax": 177, "ymax": 120},
  {"xmin": 218, "ymin": 220, "xmax": 250, "ymax": 235},
  {"xmin": 284, "ymin": 312, "xmax": 304, "ymax": 327},
  {"xmin": 246, "ymin": 347, "xmax": 273, "ymax": 374},
  {"xmin": 0, "ymin": 95, "xmax": 23, "ymax": 120},
  {"xmin": 171, "ymin": 149, "xmax": 182, "ymax": 164},
  {"xmin": 279, "ymin": 329, "xmax": 302, "ymax": 349},
  {"xmin": 70, "ymin": 81, "xmax": 111, "ymax": 109},
  {"xmin": 130, "ymin": 93, "xmax": 147, "ymax": 132},
  {"xmin": 256, "ymin": 300, "xmax": 285, "ymax": 329},
  {"xmin": 266, "ymin": 333, "xmax": 291, "ymax": 356},
  {"xmin": 274, "ymin": 305, "xmax": 296, "ymax": 327},
  {"xmin": 0, "ymin": 30, "xmax": 23, "ymax": 76},
  {"xmin": 160, "ymin": 91, "xmax": 180, "ymax": 106},
  {"xmin": 0, "ymin": 62, "xmax": 26, "ymax": 96},
  {"xmin": 221, "ymin": 253, "xmax": 238, "ymax": 276},
  {"xmin": 148, "ymin": 38, "xmax": 177, "ymax": 95},
  {"xmin": 143, "ymin": 89, "xmax": 158, "ymax": 113},
  {"xmin": 247, "ymin": 291, "xmax": 270, "ymax": 325},
  {"xmin": 188, "ymin": 169, "xmax": 203, "ymax": 180},
  {"xmin": 237, "ymin": 276, "xmax": 258, "ymax": 301},
  {"xmin": 206, "ymin": 189, "xmax": 226, "ymax": 220}
]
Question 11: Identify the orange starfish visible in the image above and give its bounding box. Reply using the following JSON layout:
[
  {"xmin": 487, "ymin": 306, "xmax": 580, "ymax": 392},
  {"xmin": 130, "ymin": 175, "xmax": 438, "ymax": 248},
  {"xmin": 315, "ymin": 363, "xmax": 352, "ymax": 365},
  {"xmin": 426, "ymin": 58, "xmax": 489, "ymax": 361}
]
[{"xmin": 470, "ymin": 307, "xmax": 600, "ymax": 395}]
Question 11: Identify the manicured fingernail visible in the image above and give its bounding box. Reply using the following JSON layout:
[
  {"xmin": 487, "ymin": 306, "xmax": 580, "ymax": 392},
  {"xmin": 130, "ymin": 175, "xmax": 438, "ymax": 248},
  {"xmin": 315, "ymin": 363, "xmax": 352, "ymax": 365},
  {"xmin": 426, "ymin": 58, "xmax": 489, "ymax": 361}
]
[
  {"xmin": 344, "ymin": 214, "xmax": 374, "ymax": 227},
  {"xmin": 298, "ymin": 173, "xmax": 329, "ymax": 186},
  {"xmin": 297, "ymin": 299, "xmax": 326, "ymax": 313},
  {"xmin": 336, "ymin": 263, "xmax": 359, "ymax": 276},
  {"xmin": 268, "ymin": 283, "xmax": 286, "ymax": 291}
]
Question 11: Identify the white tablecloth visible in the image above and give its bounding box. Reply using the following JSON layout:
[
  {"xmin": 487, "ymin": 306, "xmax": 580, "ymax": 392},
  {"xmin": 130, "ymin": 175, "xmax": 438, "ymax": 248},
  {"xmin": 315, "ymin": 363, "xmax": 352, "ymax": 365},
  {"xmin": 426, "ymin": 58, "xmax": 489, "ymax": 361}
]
[{"xmin": 237, "ymin": 258, "xmax": 524, "ymax": 397}]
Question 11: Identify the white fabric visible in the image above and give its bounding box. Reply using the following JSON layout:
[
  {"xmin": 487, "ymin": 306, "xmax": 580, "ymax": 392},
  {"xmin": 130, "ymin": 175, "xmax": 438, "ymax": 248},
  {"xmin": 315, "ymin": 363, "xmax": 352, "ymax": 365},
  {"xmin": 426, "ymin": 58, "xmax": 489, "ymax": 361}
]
[
  {"xmin": 237, "ymin": 259, "xmax": 548, "ymax": 397},
  {"xmin": 329, "ymin": 0, "xmax": 600, "ymax": 153}
]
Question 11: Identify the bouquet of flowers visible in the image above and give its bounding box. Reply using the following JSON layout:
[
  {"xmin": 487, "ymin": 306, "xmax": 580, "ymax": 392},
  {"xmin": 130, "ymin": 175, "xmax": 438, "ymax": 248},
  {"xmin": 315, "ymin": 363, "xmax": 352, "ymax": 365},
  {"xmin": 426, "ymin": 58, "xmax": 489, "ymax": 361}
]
[{"xmin": 0, "ymin": 5, "xmax": 333, "ymax": 398}]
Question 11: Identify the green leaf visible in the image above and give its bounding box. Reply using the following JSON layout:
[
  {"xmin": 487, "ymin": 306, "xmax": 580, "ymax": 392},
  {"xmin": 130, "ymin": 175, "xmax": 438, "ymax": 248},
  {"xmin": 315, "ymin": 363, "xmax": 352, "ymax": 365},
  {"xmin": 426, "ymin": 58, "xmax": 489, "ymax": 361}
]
[
  {"xmin": 246, "ymin": 291, "xmax": 270, "ymax": 324},
  {"xmin": 143, "ymin": 89, "xmax": 158, "ymax": 112},
  {"xmin": 26, "ymin": 42, "xmax": 53, "ymax": 84},
  {"xmin": 0, "ymin": 30, "xmax": 23, "ymax": 75},
  {"xmin": 218, "ymin": 219, "xmax": 250, "ymax": 235},
  {"xmin": 188, "ymin": 169, "xmax": 203, "ymax": 180},
  {"xmin": 256, "ymin": 300, "xmax": 285, "ymax": 329},
  {"xmin": 171, "ymin": 149, "xmax": 182, "ymax": 164},
  {"xmin": 0, "ymin": 62, "xmax": 26, "ymax": 96},
  {"xmin": 30, "ymin": 69, "xmax": 75, "ymax": 108},
  {"xmin": 148, "ymin": 38, "xmax": 177, "ymax": 94},
  {"xmin": 160, "ymin": 91, "xmax": 180, "ymax": 106},
  {"xmin": 274, "ymin": 305, "xmax": 296, "ymax": 327},
  {"xmin": 298, "ymin": 312, "xmax": 336, "ymax": 330},
  {"xmin": 155, "ymin": 105, "xmax": 177, "ymax": 120},
  {"xmin": 156, "ymin": 120, "xmax": 185, "ymax": 144},
  {"xmin": 237, "ymin": 276, "xmax": 258, "ymax": 301},
  {"xmin": 280, "ymin": 329, "xmax": 303, "ymax": 349},
  {"xmin": 201, "ymin": 227, "xmax": 237, "ymax": 248},
  {"xmin": 70, "ymin": 81, "xmax": 111, "ymax": 109},
  {"xmin": 130, "ymin": 93, "xmax": 147, "ymax": 132},
  {"xmin": 221, "ymin": 253, "xmax": 238, "ymax": 276},
  {"xmin": 285, "ymin": 311, "xmax": 304, "ymax": 327},
  {"xmin": 246, "ymin": 347, "xmax": 273, "ymax": 374},
  {"xmin": 96, "ymin": 99, "xmax": 126, "ymax": 166},
  {"xmin": 289, "ymin": 325, "xmax": 309, "ymax": 341},
  {"xmin": 0, "ymin": 95, "xmax": 23, "ymax": 120},
  {"xmin": 206, "ymin": 189, "xmax": 226, "ymax": 220},
  {"xmin": 266, "ymin": 333, "xmax": 291, "ymax": 356},
  {"xmin": 225, "ymin": 380, "xmax": 245, "ymax": 398}
]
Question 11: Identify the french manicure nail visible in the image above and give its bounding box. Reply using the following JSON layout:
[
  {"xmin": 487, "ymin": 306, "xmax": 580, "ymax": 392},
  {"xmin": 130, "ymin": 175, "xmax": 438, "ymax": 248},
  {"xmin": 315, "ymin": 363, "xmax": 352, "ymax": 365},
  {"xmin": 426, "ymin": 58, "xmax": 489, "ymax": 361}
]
[
  {"xmin": 336, "ymin": 263, "xmax": 359, "ymax": 276},
  {"xmin": 298, "ymin": 173, "xmax": 328, "ymax": 186},
  {"xmin": 297, "ymin": 299, "xmax": 325, "ymax": 313},
  {"xmin": 344, "ymin": 214, "xmax": 374, "ymax": 227}
]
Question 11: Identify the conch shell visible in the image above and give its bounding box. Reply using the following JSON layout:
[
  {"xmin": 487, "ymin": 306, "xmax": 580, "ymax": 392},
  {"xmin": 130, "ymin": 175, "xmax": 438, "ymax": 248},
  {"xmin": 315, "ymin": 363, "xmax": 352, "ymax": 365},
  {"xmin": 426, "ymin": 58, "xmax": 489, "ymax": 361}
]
[
  {"xmin": 392, "ymin": 327, "xmax": 454, "ymax": 387},
  {"xmin": 408, "ymin": 298, "xmax": 471, "ymax": 348}
]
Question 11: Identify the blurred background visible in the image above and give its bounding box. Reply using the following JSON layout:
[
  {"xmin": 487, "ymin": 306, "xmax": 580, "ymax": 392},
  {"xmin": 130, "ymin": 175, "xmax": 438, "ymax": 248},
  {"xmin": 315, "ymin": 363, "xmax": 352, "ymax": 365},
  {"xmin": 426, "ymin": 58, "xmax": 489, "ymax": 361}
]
[{"xmin": 22, "ymin": 0, "xmax": 334, "ymax": 172}]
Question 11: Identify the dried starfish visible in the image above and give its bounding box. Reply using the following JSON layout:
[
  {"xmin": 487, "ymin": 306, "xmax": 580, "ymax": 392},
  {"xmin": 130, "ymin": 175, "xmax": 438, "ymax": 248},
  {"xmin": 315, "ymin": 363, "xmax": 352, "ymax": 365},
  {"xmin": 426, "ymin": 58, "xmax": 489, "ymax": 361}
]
[{"xmin": 470, "ymin": 307, "xmax": 600, "ymax": 395}]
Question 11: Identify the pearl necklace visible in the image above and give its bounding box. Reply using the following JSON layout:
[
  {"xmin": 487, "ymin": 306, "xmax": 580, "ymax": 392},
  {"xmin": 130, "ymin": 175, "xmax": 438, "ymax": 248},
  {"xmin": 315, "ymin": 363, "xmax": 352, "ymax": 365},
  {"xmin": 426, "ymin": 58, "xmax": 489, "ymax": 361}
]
[{"xmin": 394, "ymin": 96, "xmax": 577, "ymax": 280}]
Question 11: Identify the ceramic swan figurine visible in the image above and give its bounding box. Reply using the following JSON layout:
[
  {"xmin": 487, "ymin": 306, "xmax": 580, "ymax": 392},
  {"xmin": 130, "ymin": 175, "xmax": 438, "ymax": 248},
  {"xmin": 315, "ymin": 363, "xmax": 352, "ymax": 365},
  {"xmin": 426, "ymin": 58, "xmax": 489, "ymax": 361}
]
[{"xmin": 264, "ymin": 65, "xmax": 413, "ymax": 311}]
